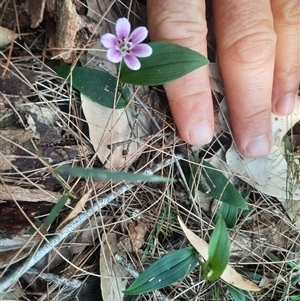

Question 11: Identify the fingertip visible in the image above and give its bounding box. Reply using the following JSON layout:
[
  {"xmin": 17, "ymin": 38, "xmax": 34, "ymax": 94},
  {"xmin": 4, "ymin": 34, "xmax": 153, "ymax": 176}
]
[
  {"xmin": 243, "ymin": 134, "xmax": 271, "ymax": 158},
  {"xmin": 186, "ymin": 120, "xmax": 214, "ymax": 146},
  {"xmin": 272, "ymin": 92, "xmax": 296, "ymax": 115},
  {"xmin": 164, "ymin": 69, "xmax": 214, "ymax": 147}
]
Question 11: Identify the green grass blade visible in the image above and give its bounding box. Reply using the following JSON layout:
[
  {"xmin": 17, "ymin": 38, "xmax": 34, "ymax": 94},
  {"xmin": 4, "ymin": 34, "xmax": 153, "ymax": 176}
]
[
  {"xmin": 39, "ymin": 194, "xmax": 68, "ymax": 234},
  {"xmin": 56, "ymin": 165, "xmax": 172, "ymax": 183}
]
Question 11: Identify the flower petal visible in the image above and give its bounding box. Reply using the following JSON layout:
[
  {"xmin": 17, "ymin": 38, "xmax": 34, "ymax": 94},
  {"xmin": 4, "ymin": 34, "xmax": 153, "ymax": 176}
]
[
  {"xmin": 107, "ymin": 48, "xmax": 123, "ymax": 63},
  {"xmin": 131, "ymin": 44, "xmax": 153, "ymax": 58},
  {"xmin": 124, "ymin": 54, "xmax": 141, "ymax": 70},
  {"xmin": 128, "ymin": 27, "xmax": 148, "ymax": 44},
  {"xmin": 101, "ymin": 33, "xmax": 118, "ymax": 49},
  {"xmin": 116, "ymin": 18, "xmax": 131, "ymax": 40}
]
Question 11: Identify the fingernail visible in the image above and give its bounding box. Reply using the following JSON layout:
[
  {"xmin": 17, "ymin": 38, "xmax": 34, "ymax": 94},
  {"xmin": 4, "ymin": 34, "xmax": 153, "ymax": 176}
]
[
  {"xmin": 274, "ymin": 92, "xmax": 295, "ymax": 115},
  {"xmin": 245, "ymin": 134, "xmax": 270, "ymax": 157},
  {"xmin": 189, "ymin": 120, "xmax": 213, "ymax": 146}
]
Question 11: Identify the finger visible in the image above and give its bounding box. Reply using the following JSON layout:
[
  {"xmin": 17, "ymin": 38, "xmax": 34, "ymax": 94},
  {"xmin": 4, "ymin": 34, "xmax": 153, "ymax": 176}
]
[
  {"xmin": 147, "ymin": 0, "xmax": 214, "ymax": 146},
  {"xmin": 271, "ymin": 0, "xmax": 300, "ymax": 115},
  {"xmin": 213, "ymin": 0, "xmax": 276, "ymax": 157}
]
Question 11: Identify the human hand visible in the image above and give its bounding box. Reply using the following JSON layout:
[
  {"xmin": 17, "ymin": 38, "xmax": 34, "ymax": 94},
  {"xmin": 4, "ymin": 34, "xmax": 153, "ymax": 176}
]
[{"xmin": 147, "ymin": 0, "xmax": 300, "ymax": 157}]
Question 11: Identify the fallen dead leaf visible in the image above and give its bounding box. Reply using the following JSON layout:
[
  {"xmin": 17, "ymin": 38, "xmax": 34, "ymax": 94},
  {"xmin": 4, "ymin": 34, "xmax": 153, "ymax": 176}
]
[
  {"xmin": 0, "ymin": 26, "xmax": 18, "ymax": 47},
  {"xmin": 227, "ymin": 98, "xmax": 300, "ymax": 196},
  {"xmin": 178, "ymin": 217, "xmax": 262, "ymax": 291},
  {"xmin": 100, "ymin": 232, "xmax": 128, "ymax": 301},
  {"xmin": 225, "ymin": 98, "xmax": 300, "ymax": 227},
  {"xmin": 81, "ymin": 94, "xmax": 155, "ymax": 169}
]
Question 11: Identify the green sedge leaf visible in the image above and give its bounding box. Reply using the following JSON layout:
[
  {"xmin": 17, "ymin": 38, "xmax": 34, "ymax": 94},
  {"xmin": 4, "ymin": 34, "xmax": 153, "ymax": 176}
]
[
  {"xmin": 25, "ymin": 218, "xmax": 42, "ymax": 235},
  {"xmin": 120, "ymin": 41, "xmax": 209, "ymax": 86},
  {"xmin": 54, "ymin": 66, "xmax": 127, "ymax": 109},
  {"xmin": 124, "ymin": 247, "xmax": 198, "ymax": 295},
  {"xmin": 56, "ymin": 165, "xmax": 172, "ymax": 183},
  {"xmin": 227, "ymin": 285, "xmax": 246, "ymax": 301},
  {"xmin": 217, "ymin": 202, "xmax": 238, "ymax": 228},
  {"xmin": 289, "ymin": 296, "xmax": 300, "ymax": 301},
  {"xmin": 39, "ymin": 194, "xmax": 68, "ymax": 234},
  {"xmin": 200, "ymin": 160, "xmax": 248, "ymax": 210},
  {"xmin": 203, "ymin": 216, "xmax": 230, "ymax": 281}
]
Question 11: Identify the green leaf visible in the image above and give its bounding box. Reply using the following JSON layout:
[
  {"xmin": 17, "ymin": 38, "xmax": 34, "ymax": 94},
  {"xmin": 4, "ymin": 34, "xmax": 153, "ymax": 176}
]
[
  {"xmin": 203, "ymin": 216, "xmax": 230, "ymax": 281},
  {"xmin": 291, "ymin": 274, "xmax": 300, "ymax": 286},
  {"xmin": 199, "ymin": 160, "xmax": 248, "ymax": 210},
  {"xmin": 227, "ymin": 285, "xmax": 246, "ymax": 301},
  {"xmin": 124, "ymin": 247, "xmax": 198, "ymax": 295},
  {"xmin": 120, "ymin": 41, "xmax": 209, "ymax": 85},
  {"xmin": 54, "ymin": 66, "xmax": 127, "ymax": 109},
  {"xmin": 56, "ymin": 165, "xmax": 172, "ymax": 183},
  {"xmin": 217, "ymin": 202, "xmax": 238, "ymax": 228},
  {"xmin": 25, "ymin": 218, "xmax": 42, "ymax": 235},
  {"xmin": 40, "ymin": 194, "xmax": 68, "ymax": 234}
]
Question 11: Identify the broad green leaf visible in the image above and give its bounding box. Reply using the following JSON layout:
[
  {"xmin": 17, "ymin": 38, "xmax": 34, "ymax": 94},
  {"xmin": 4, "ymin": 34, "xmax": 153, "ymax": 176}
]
[
  {"xmin": 199, "ymin": 160, "xmax": 248, "ymax": 210},
  {"xmin": 203, "ymin": 216, "xmax": 230, "ymax": 281},
  {"xmin": 181, "ymin": 159, "xmax": 248, "ymax": 210},
  {"xmin": 120, "ymin": 41, "xmax": 209, "ymax": 85},
  {"xmin": 124, "ymin": 247, "xmax": 198, "ymax": 295},
  {"xmin": 217, "ymin": 202, "xmax": 238, "ymax": 228},
  {"xmin": 56, "ymin": 165, "xmax": 172, "ymax": 183},
  {"xmin": 289, "ymin": 296, "xmax": 300, "ymax": 301},
  {"xmin": 54, "ymin": 66, "xmax": 127, "ymax": 109},
  {"xmin": 227, "ymin": 285, "xmax": 246, "ymax": 301}
]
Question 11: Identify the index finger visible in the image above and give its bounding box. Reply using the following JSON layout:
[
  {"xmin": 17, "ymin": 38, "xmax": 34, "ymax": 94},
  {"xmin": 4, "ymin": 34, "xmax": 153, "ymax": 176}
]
[
  {"xmin": 147, "ymin": 0, "xmax": 214, "ymax": 146},
  {"xmin": 213, "ymin": 0, "xmax": 276, "ymax": 157}
]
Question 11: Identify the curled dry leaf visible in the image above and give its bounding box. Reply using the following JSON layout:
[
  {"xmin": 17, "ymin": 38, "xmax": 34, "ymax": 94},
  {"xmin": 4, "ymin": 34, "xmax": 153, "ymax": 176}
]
[
  {"xmin": 118, "ymin": 222, "xmax": 149, "ymax": 253},
  {"xmin": 178, "ymin": 217, "xmax": 262, "ymax": 291}
]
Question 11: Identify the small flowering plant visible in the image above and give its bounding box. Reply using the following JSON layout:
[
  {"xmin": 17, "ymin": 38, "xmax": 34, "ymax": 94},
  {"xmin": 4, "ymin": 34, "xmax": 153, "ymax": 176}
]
[
  {"xmin": 54, "ymin": 17, "xmax": 209, "ymax": 108},
  {"xmin": 101, "ymin": 18, "xmax": 152, "ymax": 71}
]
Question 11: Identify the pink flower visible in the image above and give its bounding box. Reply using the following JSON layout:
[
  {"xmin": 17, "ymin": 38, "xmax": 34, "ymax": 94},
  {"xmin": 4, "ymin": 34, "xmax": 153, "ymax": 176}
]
[{"xmin": 101, "ymin": 18, "xmax": 152, "ymax": 71}]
